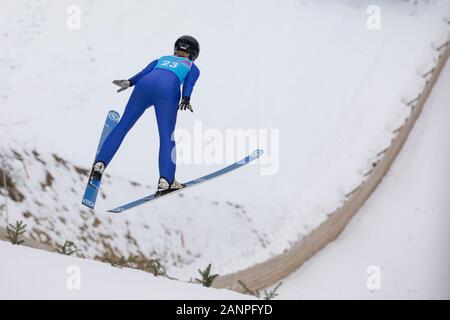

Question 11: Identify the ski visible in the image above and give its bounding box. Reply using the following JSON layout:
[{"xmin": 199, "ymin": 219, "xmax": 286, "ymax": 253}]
[
  {"xmin": 81, "ymin": 110, "xmax": 120, "ymax": 209},
  {"xmin": 108, "ymin": 149, "xmax": 264, "ymax": 213}
]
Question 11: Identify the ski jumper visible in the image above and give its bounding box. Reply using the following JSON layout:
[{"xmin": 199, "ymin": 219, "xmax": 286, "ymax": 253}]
[{"xmin": 95, "ymin": 55, "xmax": 200, "ymax": 183}]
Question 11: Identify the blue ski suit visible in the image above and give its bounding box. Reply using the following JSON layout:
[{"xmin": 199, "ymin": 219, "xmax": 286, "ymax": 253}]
[{"xmin": 95, "ymin": 55, "xmax": 200, "ymax": 183}]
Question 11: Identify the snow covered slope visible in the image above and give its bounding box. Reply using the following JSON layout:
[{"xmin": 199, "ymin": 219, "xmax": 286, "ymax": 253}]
[
  {"xmin": 277, "ymin": 53, "xmax": 450, "ymax": 300},
  {"xmin": 1, "ymin": 0, "xmax": 449, "ymax": 283},
  {"xmin": 0, "ymin": 240, "xmax": 249, "ymax": 299},
  {"xmin": 0, "ymin": 141, "xmax": 270, "ymax": 276}
]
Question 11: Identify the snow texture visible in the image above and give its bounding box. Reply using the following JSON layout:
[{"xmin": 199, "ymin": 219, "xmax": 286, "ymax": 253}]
[
  {"xmin": 0, "ymin": 240, "xmax": 250, "ymax": 299},
  {"xmin": 278, "ymin": 53, "xmax": 450, "ymax": 300}
]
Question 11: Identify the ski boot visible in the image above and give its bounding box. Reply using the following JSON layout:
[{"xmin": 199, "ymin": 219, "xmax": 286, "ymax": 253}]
[
  {"xmin": 89, "ymin": 161, "xmax": 106, "ymax": 182},
  {"xmin": 81, "ymin": 161, "xmax": 106, "ymax": 209},
  {"xmin": 157, "ymin": 177, "xmax": 185, "ymax": 195}
]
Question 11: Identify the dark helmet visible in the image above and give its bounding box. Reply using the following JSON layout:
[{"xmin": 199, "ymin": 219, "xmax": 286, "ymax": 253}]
[{"xmin": 174, "ymin": 35, "xmax": 200, "ymax": 61}]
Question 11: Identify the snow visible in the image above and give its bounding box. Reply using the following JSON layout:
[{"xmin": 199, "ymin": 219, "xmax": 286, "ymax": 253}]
[
  {"xmin": 277, "ymin": 54, "xmax": 450, "ymax": 300},
  {"xmin": 0, "ymin": 0, "xmax": 449, "ymax": 297},
  {"xmin": 0, "ymin": 240, "xmax": 250, "ymax": 299}
]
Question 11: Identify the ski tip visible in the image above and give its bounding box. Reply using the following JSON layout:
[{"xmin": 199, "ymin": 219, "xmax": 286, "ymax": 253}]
[
  {"xmin": 108, "ymin": 207, "xmax": 124, "ymax": 213},
  {"xmin": 107, "ymin": 110, "xmax": 120, "ymax": 122},
  {"xmin": 251, "ymin": 149, "xmax": 264, "ymax": 159}
]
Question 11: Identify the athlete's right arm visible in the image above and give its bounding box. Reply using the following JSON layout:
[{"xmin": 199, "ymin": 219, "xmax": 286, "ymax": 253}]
[{"xmin": 128, "ymin": 59, "xmax": 158, "ymax": 86}]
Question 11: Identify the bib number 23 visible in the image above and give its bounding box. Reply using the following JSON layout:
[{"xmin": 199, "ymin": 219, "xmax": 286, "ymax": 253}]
[{"xmin": 161, "ymin": 60, "xmax": 178, "ymax": 68}]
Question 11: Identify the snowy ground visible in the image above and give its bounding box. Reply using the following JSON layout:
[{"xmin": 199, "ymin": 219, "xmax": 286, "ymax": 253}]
[
  {"xmin": 1, "ymin": 0, "xmax": 449, "ymax": 292},
  {"xmin": 277, "ymin": 55, "xmax": 450, "ymax": 300},
  {"xmin": 0, "ymin": 240, "xmax": 251, "ymax": 299}
]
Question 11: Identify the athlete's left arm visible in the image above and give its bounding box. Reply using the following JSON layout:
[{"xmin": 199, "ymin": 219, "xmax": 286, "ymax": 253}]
[{"xmin": 182, "ymin": 64, "xmax": 200, "ymax": 98}]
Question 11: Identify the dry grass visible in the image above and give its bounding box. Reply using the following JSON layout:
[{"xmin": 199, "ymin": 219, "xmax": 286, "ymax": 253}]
[{"xmin": 0, "ymin": 168, "xmax": 25, "ymax": 202}]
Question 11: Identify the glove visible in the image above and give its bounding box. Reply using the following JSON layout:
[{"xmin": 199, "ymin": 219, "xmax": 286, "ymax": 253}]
[
  {"xmin": 112, "ymin": 80, "xmax": 131, "ymax": 93},
  {"xmin": 178, "ymin": 96, "xmax": 193, "ymax": 112}
]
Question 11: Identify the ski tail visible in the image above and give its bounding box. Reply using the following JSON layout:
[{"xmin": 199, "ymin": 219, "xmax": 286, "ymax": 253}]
[{"xmin": 81, "ymin": 110, "xmax": 120, "ymax": 209}]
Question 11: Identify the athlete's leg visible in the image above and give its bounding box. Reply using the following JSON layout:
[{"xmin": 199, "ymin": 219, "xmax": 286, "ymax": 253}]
[
  {"xmin": 95, "ymin": 85, "xmax": 152, "ymax": 166},
  {"xmin": 154, "ymin": 95, "xmax": 179, "ymax": 183}
]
